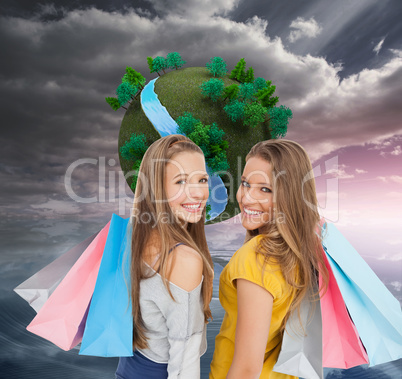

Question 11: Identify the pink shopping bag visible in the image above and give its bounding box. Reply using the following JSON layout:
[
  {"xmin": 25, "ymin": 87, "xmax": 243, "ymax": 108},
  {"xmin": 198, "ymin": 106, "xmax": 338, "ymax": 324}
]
[
  {"xmin": 14, "ymin": 231, "xmax": 99, "ymax": 313},
  {"xmin": 26, "ymin": 221, "xmax": 111, "ymax": 350},
  {"xmin": 320, "ymin": 247, "xmax": 368, "ymax": 368}
]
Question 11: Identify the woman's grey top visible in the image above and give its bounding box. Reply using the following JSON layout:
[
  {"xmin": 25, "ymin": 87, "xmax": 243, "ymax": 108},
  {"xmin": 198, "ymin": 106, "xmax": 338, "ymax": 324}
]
[{"xmin": 137, "ymin": 244, "xmax": 207, "ymax": 378}]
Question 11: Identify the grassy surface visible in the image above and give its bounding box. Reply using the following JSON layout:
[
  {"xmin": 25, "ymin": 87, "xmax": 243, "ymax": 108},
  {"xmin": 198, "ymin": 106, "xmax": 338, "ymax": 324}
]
[
  {"xmin": 118, "ymin": 92, "xmax": 160, "ymax": 188},
  {"xmin": 118, "ymin": 67, "xmax": 271, "ymax": 224}
]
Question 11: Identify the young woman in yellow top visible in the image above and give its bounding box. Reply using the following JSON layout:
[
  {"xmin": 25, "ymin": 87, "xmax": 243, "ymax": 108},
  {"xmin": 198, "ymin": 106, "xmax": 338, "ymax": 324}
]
[{"xmin": 210, "ymin": 139, "xmax": 329, "ymax": 379}]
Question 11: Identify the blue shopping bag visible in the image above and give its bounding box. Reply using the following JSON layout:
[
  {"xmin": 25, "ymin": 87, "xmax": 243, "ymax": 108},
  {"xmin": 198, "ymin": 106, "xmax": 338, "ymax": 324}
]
[
  {"xmin": 79, "ymin": 214, "xmax": 133, "ymax": 357},
  {"xmin": 322, "ymin": 222, "xmax": 402, "ymax": 366}
]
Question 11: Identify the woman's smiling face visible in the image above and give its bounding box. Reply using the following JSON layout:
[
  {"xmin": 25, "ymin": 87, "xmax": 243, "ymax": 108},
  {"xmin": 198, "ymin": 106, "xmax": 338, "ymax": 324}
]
[
  {"xmin": 164, "ymin": 151, "xmax": 209, "ymax": 225},
  {"xmin": 236, "ymin": 156, "xmax": 274, "ymax": 231}
]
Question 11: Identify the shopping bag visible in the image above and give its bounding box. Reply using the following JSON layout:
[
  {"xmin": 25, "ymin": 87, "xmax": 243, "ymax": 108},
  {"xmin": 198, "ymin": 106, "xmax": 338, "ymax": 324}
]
[
  {"xmin": 322, "ymin": 222, "xmax": 402, "ymax": 366},
  {"xmin": 14, "ymin": 231, "xmax": 99, "ymax": 313},
  {"xmin": 273, "ymin": 287, "xmax": 323, "ymax": 379},
  {"xmin": 319, "ymin": 247, "xmax": 368, "ymax": 368},
  {"xmin": 26, "ymin": 221, "xmax": 111, "ymax": 350},
  {"xmin": 79, "ymin": 214, "xmax": 132, "ymax": 357}
]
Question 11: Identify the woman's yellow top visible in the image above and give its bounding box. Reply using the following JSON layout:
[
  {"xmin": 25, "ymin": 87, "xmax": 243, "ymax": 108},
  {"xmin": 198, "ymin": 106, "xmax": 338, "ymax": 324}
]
[{"xmin": 209, "ymin": 234, "xmax": 297, "ymax": 379}]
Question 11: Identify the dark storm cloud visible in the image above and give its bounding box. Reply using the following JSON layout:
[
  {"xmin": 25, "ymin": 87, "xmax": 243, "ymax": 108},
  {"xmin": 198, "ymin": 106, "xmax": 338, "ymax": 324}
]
[
  {"xmin": 144, "ymin": 0, "xmax": 240, "ymax": 17},
  {"xmin": 229, "ymin": 0, "xmax": 402, "ymax": 78},
  {"xmin": 0, "ymin": 8, "xmax": 149, "ymax": 217},
  {"xmin": 0, "ymin": 0, "xmax": 157, "ymax": 19},
  {"xmin": 0, "ymin": 1, "xmax": 401, "ymax": 219}
]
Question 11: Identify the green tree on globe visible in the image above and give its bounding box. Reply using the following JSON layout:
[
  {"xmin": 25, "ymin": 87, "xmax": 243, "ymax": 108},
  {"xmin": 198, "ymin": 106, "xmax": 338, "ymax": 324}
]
[{"xmin": 115, "ymin": 57, "xmax": 291, "ymax": 224}]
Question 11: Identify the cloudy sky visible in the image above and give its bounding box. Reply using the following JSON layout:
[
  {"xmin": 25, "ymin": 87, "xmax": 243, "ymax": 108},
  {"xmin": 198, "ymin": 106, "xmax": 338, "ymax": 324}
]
[
  {"xmin": 0, "ymin": 1, "xmax": 401, "ymax": 377},
  {"xmin": 1, "ymin": 0, "xmax": 401, "ymax": 287}
]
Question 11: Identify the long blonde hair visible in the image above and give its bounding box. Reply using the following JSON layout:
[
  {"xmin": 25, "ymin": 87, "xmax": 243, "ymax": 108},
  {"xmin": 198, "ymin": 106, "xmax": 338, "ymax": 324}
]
[
  {"xmin": 130, "ymin": 134, "xmax": 214, "ymax": 349},
  {"xmin": 244, "ymin": 139, "xmax": 329, "ymax": 330}
]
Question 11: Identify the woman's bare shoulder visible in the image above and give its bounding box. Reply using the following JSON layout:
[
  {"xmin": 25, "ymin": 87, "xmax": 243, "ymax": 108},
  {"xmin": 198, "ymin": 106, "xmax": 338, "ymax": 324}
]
[{"xmin": 167, "ymin": 244, "xmax": 203, "ymax": 292}]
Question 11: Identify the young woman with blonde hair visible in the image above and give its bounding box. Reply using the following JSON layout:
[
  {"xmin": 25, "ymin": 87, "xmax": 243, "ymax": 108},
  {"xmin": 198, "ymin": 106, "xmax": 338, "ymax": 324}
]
[
  {"xmin": 115, "ymin": 134, "xmax": 214, "ymax": 379},
  {"xmin": 210, "ymin": 139, "xmax": 329, "ymax": 379}
]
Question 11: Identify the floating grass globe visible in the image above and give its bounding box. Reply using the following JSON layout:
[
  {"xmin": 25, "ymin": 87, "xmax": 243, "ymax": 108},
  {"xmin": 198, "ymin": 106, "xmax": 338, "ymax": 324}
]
[{"xmin": 118, "ymin": 67, "xmax": 271, "ymax": 224}]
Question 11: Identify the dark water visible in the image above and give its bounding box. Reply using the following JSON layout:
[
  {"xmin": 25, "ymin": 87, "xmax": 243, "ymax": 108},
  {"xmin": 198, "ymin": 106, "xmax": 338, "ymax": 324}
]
[{"xmin": 1, "ymin": 221, "xmax": 401, "ymax": 378}]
